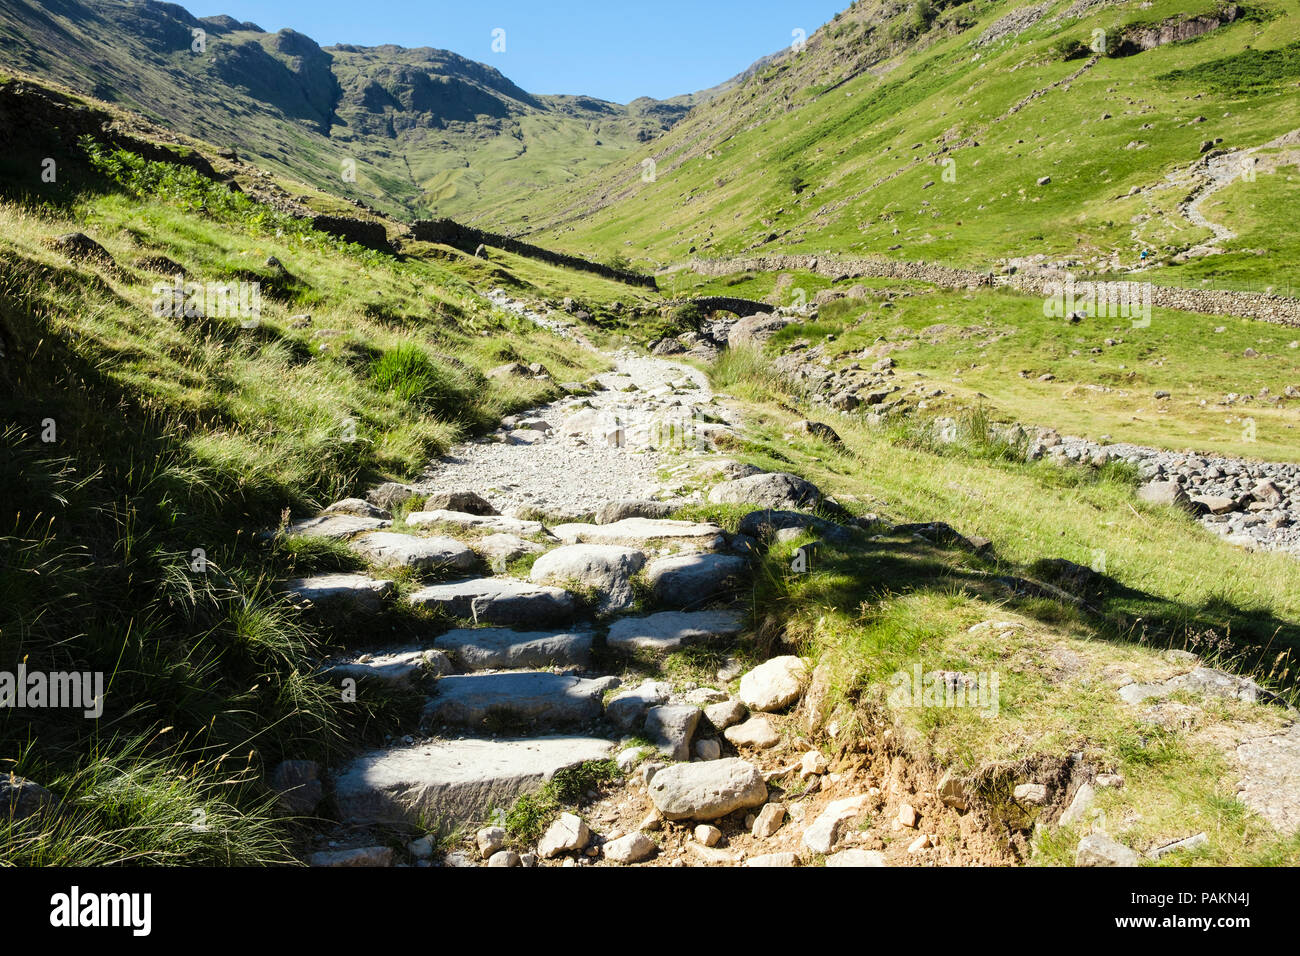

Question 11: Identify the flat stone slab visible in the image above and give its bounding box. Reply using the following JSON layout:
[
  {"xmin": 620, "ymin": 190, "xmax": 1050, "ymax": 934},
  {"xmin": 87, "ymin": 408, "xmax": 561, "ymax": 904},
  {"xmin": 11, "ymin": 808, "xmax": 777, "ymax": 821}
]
[
  {"xmin": 321, "ymin": 648, "xmax": 451, "ymax": 686},
  {"xmin": 286, "ymin": 514, "xmax": 390, "ymax": 540},
  {"xmin": 436, "ymin": 628, "xmax": 593, "ymax": 670},
  {"xmin": 473, "ymin": 534, "xmax": 547, "ymax": 564},
  {"xmin": 1236, "ymin": 722, "xmax": 1300, "ymax": 834},
  {"xmin": 530, "ymin": 544, "xmax": 646, "ymax": 613},
  {"xmin": 408, "ymin": 577, "xmax": 575, "ymax": 625},
  {"xmin": 349, "ymin": 532, "xmax": 477, "ymax": 571},
  {"xmin": 645, "ymin": 552, "xmax": 748, "ymax": 608},
  {"xmin": 334, "ymin": 735, "xmax": 615, "ymax": 826},
  {"xmin": 551, "ymin": 517, "xmax": 725, "ymax": 551},
  {"xmin": 422, "ymin": 672, "xmax": 608, "ymax": 728},
  {"xmin": 407, "ymin": 510, "xmax": 547, "ymax": 537},
  {"xmin": 282, "ymin": 573, "xmax": 394, "ymax": 612},
  {"xmin": 606, "ymin": 610, "xmax": 746, "ymax": 654}
]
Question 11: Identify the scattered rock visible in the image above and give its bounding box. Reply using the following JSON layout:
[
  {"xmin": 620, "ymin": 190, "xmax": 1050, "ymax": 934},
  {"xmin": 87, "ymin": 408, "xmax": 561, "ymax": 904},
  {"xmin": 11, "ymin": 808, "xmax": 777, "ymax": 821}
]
[
  {"xmin": 1075, "ymin": 833, "xmax": 1139, "ymax": 867},
  {"xmin": 538, "ymin": 812, "xmax": 590, "ymax": 859},
  {"xmin": 647, "ymin": 758, "xmax": 768, "ymax": 821},
  {"xmin": 725, "ymin": 716, "xmax": 780, "ymax": 749},
  {"xmin": 738, "ymin": 656, "xmax": 809, "ymax": 712},
  {"xmin": 708, "ymin": 472, "xmax": 823, "ymax": 510},
  {"xmin": 424, "ymin": 491, "xmax": 498, "ymax": 516},
  {"xmin": 644, "ymin": 704, "xmax": 702, "ymax": 762},
  {"xmin": 752, "ymin": 802, "xmax": 786, "ymax": 839},
  {"xmin": 694, "ymin": 824, "xmax": 722, "ymax": 847},
  {"xmin": 604, "ymin": 832, "xmax": 656, "ymax": 864},
  {"xmin": 803, "ymin": 794, "xmax": 870, "ymax": 854}
]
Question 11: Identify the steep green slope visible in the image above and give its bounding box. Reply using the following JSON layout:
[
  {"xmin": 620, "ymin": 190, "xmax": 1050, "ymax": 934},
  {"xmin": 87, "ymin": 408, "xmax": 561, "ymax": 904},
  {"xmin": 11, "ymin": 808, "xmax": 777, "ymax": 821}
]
[
  {"xmin": 0, "ymin": 0, "xmax": 696, "ymax": 222},
  {"xmin": 511, "ymin": 0, "xmax": 1300, "ymax": 291},
  {"xmin": 0, "ymin": 75, "xmax": 612, "ymax": 863}
]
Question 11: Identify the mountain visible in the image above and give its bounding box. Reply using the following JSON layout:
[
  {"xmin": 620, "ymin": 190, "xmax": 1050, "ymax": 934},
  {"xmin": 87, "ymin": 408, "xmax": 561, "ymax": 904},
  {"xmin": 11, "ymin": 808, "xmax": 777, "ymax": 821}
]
[
  {"xmin": 505, "ymin": 0, "xmax": 1300, "ymax": 295},
  {"xmin": 0, "ymin": 0, "xmax": 708, "ymax": 221}
]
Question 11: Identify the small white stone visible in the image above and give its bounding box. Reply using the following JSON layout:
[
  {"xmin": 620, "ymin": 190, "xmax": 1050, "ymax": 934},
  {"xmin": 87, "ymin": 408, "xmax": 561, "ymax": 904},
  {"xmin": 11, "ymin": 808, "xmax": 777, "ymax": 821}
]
[
  {"xmin": 476, "ymin": 825, "xmax": 505, "ymax": 859},
  {"xmin": 799, "ymin": 750, "xmax": 829, "ymax": 778},
  {"xmin": 752, "ymin": 802, "xmax": 786, "ymax": 839},
  {"xmin": 694, "ymin": 824, "xmax": 722, "ymax": 847}
]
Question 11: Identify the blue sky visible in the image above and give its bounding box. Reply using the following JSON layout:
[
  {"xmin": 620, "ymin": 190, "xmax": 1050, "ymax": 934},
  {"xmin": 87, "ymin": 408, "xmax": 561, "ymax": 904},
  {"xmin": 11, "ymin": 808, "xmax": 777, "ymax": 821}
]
[{"xmin": 192, "ymin": 1, "xmax": 850, "ymax": 102}]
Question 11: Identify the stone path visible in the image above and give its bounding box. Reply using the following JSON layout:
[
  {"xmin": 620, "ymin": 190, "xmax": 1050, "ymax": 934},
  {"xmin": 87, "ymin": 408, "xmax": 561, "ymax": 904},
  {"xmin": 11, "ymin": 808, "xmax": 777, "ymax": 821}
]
[
  {"xmin": 267, "ymin": 287, "xmax": 1300, "ymax": 869},
  {"xmin": 408, "ymin": 291, "xmax": 738, "ymax": 519}
]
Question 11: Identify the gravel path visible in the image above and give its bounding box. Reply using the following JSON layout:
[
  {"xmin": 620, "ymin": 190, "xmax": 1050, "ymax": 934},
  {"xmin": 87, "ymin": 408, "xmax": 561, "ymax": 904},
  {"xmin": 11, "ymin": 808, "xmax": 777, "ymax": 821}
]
[{"xmin": 413, "ymin": 290, "xmax": 734, "ymax": 518}]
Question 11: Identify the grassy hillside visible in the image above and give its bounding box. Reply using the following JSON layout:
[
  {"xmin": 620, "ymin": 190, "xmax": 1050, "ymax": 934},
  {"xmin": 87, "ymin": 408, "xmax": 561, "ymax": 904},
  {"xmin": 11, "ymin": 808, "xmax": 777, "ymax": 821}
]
[
  {"xmin": 0, "ymin": 84, "xmax": 614, "ymax": 863},
  {"xmin": 510, "ymin": 0, "xmax": 1300, "ymax": 294},
  {"xmin": 0, "ymin": 0, "xmax": 699, "ymax": 222}
]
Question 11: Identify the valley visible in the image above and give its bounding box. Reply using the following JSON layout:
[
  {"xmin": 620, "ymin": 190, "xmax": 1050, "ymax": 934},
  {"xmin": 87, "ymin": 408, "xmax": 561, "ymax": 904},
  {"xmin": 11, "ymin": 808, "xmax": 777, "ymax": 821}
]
[{"xmin": 1, "ymin": 0, "xmax": 1298, "ymax": 876}]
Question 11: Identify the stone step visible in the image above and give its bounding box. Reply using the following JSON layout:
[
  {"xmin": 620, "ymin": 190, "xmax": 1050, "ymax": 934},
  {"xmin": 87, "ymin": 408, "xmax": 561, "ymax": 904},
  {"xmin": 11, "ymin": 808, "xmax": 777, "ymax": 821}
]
[
  {"xmin": 606, "ymin": 609, "xmax": 747, "ymax": 654},
  {"xmin": 286, "ymin": 514, "xmax": 391, "ymax": 540},
  {"xmin": 644, "ymin": 552, "xmax": 749, "ymax": 608},
  {"xmin": 436, "ymin": 627, "xmax": 594, "ymax": 670},
  {"xmin": 407, "ymin": 510, "xmax": 549, "ymax": 537},
  {"xmin": 550, "ymin": 517, "xmax": 726, "ymax": 551},
  {"xmin": 348, "ymin": 532, "xmax": 477, "ymax": 571},
  {"xmin": 282, "ymin": 573, "xmax": 394, "ymax": 613},
  {"xmin": 333, "ymin": 735, "xmax": 615, "ymax": 826},
  {"xmin": 422, "ymin": 672, "xmax": 613, "ymax": 729},
  {"xmin": 408, "ymin": 577, "xmax": 576, "ymax": 625},
  {"xmin": 320, "ymin": 647, "xmax": 452, "ymax": 687}
]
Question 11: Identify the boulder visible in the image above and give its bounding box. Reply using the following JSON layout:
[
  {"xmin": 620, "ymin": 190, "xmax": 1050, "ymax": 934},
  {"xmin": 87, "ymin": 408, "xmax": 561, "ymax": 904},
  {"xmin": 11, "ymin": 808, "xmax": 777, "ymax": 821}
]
[
  {"xmin": 826, "ymin": 849, "xmax": 887, "ymax": 867},
  {"xmin": 644, "ymin": 552, "xmax": 748, "ymax": 608},
  {"xmin": 551, "ymin": 517, "xmax": 725, "ymax": 550},
  {"xmin": 308, "ymin": 847, "xmax": 393, "ymax": 867},
  {"xmin": 365, "ymin": 482, "xmax": 421, "ymax": 511},
  {"xmin": 644, "ymin": 705, "xmax": 701, "ymax": 762},
  {"xmin": 789, "ymin": 420, "xmax": 841, "ymax": 444},
  {"xmin": 424, "ymin": 491, "xmax": 497, "ymax": 516},
  {"xmin": 538, "ymin": 812, "xmax": 590, "ymax": 859},
  {"xmin": 0, "ymin": 773, "xmax": 57, "ymax": 821},
  {"xmin": 603, "ymin": 832, "xmax": 656, "ymax": 864},
  {"xmin": 708, "ymin": 472, "xmax": 822, "ymax": 510},
  {"xmin": 1136, "ymin": 480, "xmax": 1192, "ymax": 511},
  {"xmin": 1075, "ymin": 833, "xmax": 1139, "ymax": 867},
  {"xmin": 595, "ymin": 499, "xmax": 676, "ymax": 524},
  {"xmin": 322, "ymin": 498, "xmax": 392, "ymax": 520},
  {"xmin": 282, "ymin": 573, "xmax": 393, "ymax": 613},
  {"xmin": 529, "ymin": 544, "xmax": 646, "ymax": 613},
  {"xmin": 408, "ymin": 577, "xmax": 575, "ymax": 625},
  {"xmin": 802, "ymin": 794, "xmax": 870, "ymax": 855},
  {"xmin": 605, "ymin": 680, "xmax": 674, "ymax": 731},
  {"xmin": 421, "ymin": 672, "xmax": 607, "ymax": 727},
  {"xmin": 724, "ymin": 716, "xmax": 780, "ymax": 749},
  {"xmin": 349, "ymin": 533, "xmax": 476, "ymax": 571},
  {"xmin": 436, "ymin": 628, "xmax": 592, "ymax": 671},
  {"xmin": 738, "ymin": 656, "xmax": 809, "ymax": 712},
  {"xmin": 647, "ymin": 758, "xmax": 768, "ymax": 821},
  {"xmin": 703, "ymin": 699, "xmax": 748, "ymax": 731}
]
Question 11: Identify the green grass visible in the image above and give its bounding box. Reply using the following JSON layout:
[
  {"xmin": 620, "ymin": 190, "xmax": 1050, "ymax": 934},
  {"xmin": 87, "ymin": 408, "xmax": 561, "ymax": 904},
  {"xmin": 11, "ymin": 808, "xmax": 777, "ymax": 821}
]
[
  {"xmin": 507, "ymin": 0, "xmax": 1300, "ymax": 292},
  {"xmin": 0, "ymin": 132, "xmax": 607, "ymax": 864}
]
